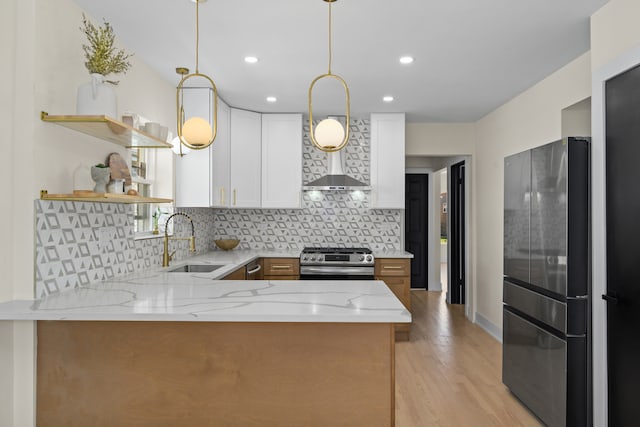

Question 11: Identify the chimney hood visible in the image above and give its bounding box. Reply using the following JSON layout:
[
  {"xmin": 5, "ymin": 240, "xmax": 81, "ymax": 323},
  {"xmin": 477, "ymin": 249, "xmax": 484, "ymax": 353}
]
[{"xmin": 303, "ymin": 150, "xmax": 370, "ymax": 191}]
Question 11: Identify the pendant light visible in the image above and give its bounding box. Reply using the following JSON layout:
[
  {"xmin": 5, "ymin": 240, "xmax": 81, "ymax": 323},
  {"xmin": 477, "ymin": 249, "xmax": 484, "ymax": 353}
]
[
  {"xmin": 308, "ymin": 0, "xmax": 350, "ymax": 152},
  {"xmin": 176, "ymin": 0, "xmax": 218, "ymax": 150}
]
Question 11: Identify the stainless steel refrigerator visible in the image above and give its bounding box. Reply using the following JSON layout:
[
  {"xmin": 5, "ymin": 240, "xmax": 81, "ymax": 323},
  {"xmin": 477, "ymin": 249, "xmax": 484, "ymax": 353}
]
[{"xmin": 503, "ymin": 137, "xmax": 590, "ymax": 427}]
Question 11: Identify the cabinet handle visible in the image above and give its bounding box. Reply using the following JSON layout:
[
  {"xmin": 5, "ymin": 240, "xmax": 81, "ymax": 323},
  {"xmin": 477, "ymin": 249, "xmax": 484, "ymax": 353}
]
[
  {"xmin": 233, "ymin": 189, "xmax": 237, "ymax": 206},
  {"xmin": 247, "ymin": 265, "xmax": 262, "ymax": 275},
  {"xmin": 271, "ymin": 265, "xmax": 292, "ymax": 270},
  {"xmin": 383, "ymin": 266, "xmax": 403, "ymax": 270},
  {"xmin": 220, "ymin": 187, "xmax": 224, "ymax": 206}
]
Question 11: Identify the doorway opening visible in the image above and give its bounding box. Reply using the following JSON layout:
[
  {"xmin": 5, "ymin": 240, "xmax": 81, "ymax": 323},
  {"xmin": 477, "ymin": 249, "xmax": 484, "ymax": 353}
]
[{"xmin": 438, "ymin": 169, "xmax": 448, "ymax": 294}]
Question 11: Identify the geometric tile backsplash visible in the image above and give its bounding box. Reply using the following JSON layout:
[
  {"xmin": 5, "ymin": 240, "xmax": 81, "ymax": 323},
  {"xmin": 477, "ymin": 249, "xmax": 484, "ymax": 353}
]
[
  {"xmin": 33, "ymin": 118, "xmax": 403, "ymax": 297},
  {"xmin": 34, "ymin": 201, "xmax": 216, "ymax": 298}
]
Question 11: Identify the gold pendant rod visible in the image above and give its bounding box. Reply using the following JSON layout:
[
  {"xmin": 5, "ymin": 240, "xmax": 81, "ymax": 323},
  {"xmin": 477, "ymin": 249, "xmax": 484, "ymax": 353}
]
[
  {"xmin": 328, "ymin": 2, "xmax": 332, "ymax": 75},
  {"xmin": 195, "ymin": 0, "xmax": 200, "ymax": 73}
]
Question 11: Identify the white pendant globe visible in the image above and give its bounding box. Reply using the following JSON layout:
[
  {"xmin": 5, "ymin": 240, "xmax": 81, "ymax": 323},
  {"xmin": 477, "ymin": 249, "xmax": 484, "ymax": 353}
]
[
  {"xmin": 182, "ymin": 116, "xmax": 213, "ymax": 147},
  {"xmin": 314, "ymin": 118, "xmax": 345, "ymax": 149},
  {"xmin": 171, "ymin": 136, "xmax": 191, "ymax": 155}
]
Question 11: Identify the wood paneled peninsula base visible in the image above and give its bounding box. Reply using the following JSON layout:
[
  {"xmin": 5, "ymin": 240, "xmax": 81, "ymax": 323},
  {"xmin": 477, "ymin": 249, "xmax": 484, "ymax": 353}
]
[
  {"xmin": 0, "ymin": 276, "xmax": 408, "ymax": 426},
  {"xmin": 37, "ymin": 321, "xmax": 395, "ymax": 426}
]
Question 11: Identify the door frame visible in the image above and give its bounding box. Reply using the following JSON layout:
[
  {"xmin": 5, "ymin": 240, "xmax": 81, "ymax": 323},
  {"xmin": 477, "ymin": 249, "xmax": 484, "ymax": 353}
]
[{"xmin": 592, "ymin": 43, "xmax": 640, "ymax": 427}]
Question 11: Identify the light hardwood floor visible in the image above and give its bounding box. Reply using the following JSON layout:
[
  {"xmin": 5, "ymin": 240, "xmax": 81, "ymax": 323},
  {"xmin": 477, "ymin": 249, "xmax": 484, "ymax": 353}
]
[{"xmin": 395, "ymin": 290, "xmax": 543, "ymax": 426}]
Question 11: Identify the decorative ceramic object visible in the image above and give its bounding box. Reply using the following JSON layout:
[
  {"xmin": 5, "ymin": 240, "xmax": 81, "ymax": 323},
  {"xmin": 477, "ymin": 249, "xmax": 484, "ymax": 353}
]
[
  {"xmin": 76, "ymin": 73, "xmax": 117, "ymax": 117},
  {"xmin": 90, "ymin": 165, "xmax": 111, "ymax": 193}
]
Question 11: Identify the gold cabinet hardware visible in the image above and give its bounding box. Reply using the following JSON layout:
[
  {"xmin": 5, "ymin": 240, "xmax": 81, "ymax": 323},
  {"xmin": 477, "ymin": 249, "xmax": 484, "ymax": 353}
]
[
  {"xmin": 233, "ymin": 189, "xmax": 237, "ymax": 206},
  {"xmin": 383, "ymin": 266, "xmax": 403, "ymax": 270}
]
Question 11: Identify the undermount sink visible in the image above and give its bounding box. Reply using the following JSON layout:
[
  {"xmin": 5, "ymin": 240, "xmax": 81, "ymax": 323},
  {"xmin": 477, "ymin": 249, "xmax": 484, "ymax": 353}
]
[{"xmin": 168, "ymin": 264, "xmax": 225, "ymax": 273}]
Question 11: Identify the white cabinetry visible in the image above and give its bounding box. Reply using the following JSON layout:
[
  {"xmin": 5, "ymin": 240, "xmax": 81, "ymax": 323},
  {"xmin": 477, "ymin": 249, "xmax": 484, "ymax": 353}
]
[
  {"xmin": 210, "ymin": 101, "xmax": 231, "ymax": 207},
  {"xmin": 175, "ymin": 106, "xmax": 302, "ymax": 209},
  {"xmin": 370, "ymin": 113, "xmax": 405, "ymax": 209},
  {"xmin": 261, "ymin": 114, "xmax": 302, "ymax": 208},
  {"xmin": 230, "ymin": 109, "xmax": 262, "ymax": 208},
  {"xmin": 175, "ymin": 88, "xmax": 219, "ymax": 207}
]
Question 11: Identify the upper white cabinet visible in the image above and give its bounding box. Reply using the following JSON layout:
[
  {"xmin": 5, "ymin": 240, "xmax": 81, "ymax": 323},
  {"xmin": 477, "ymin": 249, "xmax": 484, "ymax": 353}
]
[
  {"xmin": 210, "ymin": 101, "xmax": 231, "ymax": 207},
  {"xmin": 370, "ymin": 113, "xmax": 406, "ymax": 209},
  {"xmin": 175, "ymin": 106, "xmax": 302, "ymax": 209},
  {"xmin": 175, "ymin": 88, "xmax": 217, "ymax": 207},
  {"xmin": 261, "ymin": 114, "xmax": 302, "ymax": 208},
  {"xmin": 230, "ymin": 108, "xmax": 262, "ymax": 208}
]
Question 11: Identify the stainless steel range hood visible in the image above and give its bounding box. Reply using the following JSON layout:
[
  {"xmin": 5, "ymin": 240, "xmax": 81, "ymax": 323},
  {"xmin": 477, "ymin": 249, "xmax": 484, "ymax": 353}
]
[{"xmin": 303, "ymin": 150, "xmax": 370, "ymax": 191}]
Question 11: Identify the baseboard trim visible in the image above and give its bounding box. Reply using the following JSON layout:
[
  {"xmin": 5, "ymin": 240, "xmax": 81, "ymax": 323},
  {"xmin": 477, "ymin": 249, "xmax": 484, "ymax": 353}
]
[{"xmin": 475, "ymin": 312, "xmax": 502, "ymax": 343}]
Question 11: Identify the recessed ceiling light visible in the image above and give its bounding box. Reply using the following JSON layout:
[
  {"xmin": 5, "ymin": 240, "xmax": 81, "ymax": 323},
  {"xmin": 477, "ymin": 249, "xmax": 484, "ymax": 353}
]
[
  {"xmin": 244, "ymin": 56, "xmax": 259, "ymax": 64},
  {"xmin": 383, "ymin": 96, "xmax": 394, "ymax": 102},
  {"xmin": 266, "ymin": 96, "xmax": 277, "ymax": 103},
  {"xmin": 399, "ymin": 56, "xmax": 414, "ymax": 64}
]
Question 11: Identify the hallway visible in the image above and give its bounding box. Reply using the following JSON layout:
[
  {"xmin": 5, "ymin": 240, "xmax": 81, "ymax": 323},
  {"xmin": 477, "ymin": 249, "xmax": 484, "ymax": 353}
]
[{"xmin": 395, "ymin": 291, "xmax": 541, "ymax": 426}]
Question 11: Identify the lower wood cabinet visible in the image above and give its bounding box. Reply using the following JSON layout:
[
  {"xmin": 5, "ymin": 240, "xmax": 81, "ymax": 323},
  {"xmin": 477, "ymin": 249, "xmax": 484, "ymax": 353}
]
[
  {"xmin": 262, "ymin": 258, "xmax": 300, "ymax": 280},
  {"xmin": 375, "ymin": 258, "xmax": 412, "ymax": 341},
  {"xmin": 222, "ymin": 266, "xmax": 246, "ymax": 280}
]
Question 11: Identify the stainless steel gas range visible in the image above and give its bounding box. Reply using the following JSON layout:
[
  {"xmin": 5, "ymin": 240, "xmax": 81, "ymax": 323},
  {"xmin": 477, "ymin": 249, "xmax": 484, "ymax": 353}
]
[{"xmin": 299, "ymin": 247, "xmax": 375, "ymax": 280}]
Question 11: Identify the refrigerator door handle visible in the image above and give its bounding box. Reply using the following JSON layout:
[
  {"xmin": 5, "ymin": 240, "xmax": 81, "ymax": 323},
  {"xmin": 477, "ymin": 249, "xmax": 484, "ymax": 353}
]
[{"xmin": 602, "ymin": 291, "xmax": 619, "ymax": 304}]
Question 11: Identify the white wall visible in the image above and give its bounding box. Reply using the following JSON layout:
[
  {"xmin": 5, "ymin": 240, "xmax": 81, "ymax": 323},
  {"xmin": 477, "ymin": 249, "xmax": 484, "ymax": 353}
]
[
  {"xmin": 473, "ymin": 52, "xmax": 592, "ymax": 330},
  {"xmin": 0, "ymin": 0, "xmax": 177, "ymax": 425},
  {"xmin": 406, "ymin": 123, "xmax": 475, "ymax": 156},
  {"xmin": 591, "ymin": 0, "xmax": 640, "ymax": 70},
  {"xmin": 561, "ymin": 98, "xmax": 591, "ymax": 138}
]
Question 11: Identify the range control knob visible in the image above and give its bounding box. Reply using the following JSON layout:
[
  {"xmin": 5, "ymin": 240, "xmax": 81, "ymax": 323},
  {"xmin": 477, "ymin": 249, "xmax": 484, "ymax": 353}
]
[
  {"xmin": 310, "ymin": 256, "xmax": 316, "ymax": 262},
  {"xmin": 365, "ymin": 255, "xmax": 373, "ymax": 263},
  {"xmin": 302, "ymin": 256, "xmax": 308, "ymax": 262},
  {"xmin": 359, "ymin": 255, "xmax": 365, "ymax": 261}
]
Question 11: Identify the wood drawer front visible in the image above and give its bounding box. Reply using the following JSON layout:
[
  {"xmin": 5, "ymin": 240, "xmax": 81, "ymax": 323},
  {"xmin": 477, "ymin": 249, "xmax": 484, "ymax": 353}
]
[
  {"xmin": 263, "ymin": 275, "xmax": 300, "ymax": 281},
  {"xmin": 375, "ymin": 258, "xmax": 410, "ymax": 277},
  {"xmin": 378, "ymin": 277, "xmax": 410, "ymax": 310},
  {"xmin": 263, "ymin": 258, "xmax": 300, "ymax": 276},
  {"xmin": 223, "ymin": 266, "xmax": 246, "ymax": 280}
]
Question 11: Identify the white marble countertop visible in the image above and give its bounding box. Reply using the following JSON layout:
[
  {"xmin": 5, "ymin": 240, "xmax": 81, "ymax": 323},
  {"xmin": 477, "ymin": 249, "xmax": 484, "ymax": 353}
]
[
  {"xmin": 0, "ymin": 272, "xmax": 411, "ymax": 323},
  {"xmin": 0, "ymin": 249, "xmax": 414, "ymax": 322},
  {"xmin": 373, "ymin": 250, "xmax": 414, "ymax": 259},
  {"xmin": 165, "ymin": 249, "xmax": 413, "ymax": 280}
]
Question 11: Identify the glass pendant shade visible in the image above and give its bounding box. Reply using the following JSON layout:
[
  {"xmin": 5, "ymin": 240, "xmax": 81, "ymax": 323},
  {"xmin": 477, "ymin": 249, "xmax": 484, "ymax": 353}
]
[
  {"xmin": 182, "ymin": 116, "xmax": 213, "ymax": 147},
  {"xmin": 314, "ymin": 118, "xmax": 345, "ymax": 149}
]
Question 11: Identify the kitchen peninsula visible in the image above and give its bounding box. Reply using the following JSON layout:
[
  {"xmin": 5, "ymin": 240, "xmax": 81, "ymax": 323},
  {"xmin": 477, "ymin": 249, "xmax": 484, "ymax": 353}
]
[{"xmin": 0, "ymin": 258, "xmax": 410, "ymax": 426}]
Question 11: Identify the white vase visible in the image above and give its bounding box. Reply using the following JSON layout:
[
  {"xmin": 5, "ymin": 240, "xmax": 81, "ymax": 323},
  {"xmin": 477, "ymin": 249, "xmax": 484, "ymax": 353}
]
[{"xmin": 76, "ymin": 73, "xmax": 117, "ymax": 118}]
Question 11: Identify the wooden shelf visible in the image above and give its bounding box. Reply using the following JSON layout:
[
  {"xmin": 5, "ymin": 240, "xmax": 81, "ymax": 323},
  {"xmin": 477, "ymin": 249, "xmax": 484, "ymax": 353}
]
[
  {"xmin": 41, "ymin": 112, "xmax": 172, "ymax": 149},
  {"xmin": 40, "ymin": 190, "xmax": 172, "ymax": 204}
]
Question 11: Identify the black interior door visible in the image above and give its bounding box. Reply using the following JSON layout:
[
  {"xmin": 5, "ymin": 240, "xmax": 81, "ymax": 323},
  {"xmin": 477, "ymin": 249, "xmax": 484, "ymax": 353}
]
[
  {"xmin": 450, "ymin": 161, "xmax": 465, "ymax": 304},
  {"xmin": 605, "ymin": 63, "xmax": 640, "ymax": 426},
  {"xmin": 405, "ymin": 174, "xmax": 428, "ymax": 288}
]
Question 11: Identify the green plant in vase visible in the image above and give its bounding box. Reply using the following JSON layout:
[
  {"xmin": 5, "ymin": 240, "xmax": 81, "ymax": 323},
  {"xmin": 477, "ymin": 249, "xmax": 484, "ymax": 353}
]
[
  {"xmin": 80, "ymin": 14, "xmax": 132, "ymax": 81},
  {"xmin": 77, "ymin": 14, "xmax": 133, "ymax": 117}
]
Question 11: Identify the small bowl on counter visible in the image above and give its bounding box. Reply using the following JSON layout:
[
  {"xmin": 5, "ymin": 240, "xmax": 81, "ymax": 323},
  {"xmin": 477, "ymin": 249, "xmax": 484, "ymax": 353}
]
[{"xmin": 214, "ymin": 239, "xmax": 240, "ymax": 251}]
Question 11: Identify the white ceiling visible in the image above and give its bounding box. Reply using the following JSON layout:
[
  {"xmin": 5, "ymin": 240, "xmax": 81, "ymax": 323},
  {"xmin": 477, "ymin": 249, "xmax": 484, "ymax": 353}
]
[{"xmin": 72, "ymin": 0, "xmax": 608, "ymax": 123}]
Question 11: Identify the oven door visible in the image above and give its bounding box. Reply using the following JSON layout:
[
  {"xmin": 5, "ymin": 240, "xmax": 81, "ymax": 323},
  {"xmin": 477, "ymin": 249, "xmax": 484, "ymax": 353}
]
[{"xmin": 299, "ymin": 265, "xmax": 375, "ymax": 280}]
